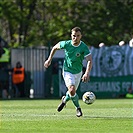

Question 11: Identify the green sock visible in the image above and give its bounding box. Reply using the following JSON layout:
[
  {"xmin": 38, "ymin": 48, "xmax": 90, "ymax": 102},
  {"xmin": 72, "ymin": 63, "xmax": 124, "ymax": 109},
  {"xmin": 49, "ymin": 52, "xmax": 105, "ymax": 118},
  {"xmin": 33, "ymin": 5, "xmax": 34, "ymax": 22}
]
[
  {"xmin": 64, "ymin": 91, "xmax": 70, "ymax": 102},
  {"xmin": 71, "ymin": 93, "xmax": 80, "ymax": 108}
]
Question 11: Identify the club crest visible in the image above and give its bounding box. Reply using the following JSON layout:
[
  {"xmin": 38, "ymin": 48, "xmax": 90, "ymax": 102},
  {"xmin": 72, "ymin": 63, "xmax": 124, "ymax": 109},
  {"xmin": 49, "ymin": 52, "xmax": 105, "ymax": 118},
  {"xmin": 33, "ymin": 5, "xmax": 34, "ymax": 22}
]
[
  {"xmin": 100, "ymin": 47, "xmax": 125, "ymax": 75},
  {"xmin": 76, "ymin": 53, "xmax": 81, "ymax": 57}
]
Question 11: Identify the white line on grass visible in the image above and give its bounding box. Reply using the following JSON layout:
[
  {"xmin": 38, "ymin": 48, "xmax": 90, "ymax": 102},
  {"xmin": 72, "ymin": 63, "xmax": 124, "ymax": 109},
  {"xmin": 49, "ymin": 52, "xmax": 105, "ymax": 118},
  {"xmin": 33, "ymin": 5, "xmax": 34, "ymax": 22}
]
[{"xmin": 0, "ymin": 113, "xmax": 132, "ymax": 119}]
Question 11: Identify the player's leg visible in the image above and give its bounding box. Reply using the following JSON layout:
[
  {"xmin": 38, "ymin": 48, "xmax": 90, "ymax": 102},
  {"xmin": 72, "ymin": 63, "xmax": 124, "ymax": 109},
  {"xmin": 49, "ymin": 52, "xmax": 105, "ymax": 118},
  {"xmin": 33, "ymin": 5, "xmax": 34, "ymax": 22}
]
[
  {"xmin": 70, "ymin": 72, "xmax": 83, "ymax": 117},
  {"xmin": 61, "ymin": 70, "xmax": 74, "ymax": 103},
  {"xmin": 57, "ymin": 71, "xmax": 83, "ymax": 117},
  {"xmin": 68, "ymin": 85, "xmax": 82, "ymax": 117},
  {"xmin": 57, "ymin": 95, "xmax": 66, "ymax": 112},
  {"xmin": 57, "ymin": 71, "xmax": 71, "ymax": 112},
  {"xmin": 68, "ymin": 85, "xmax": 79, "ymax": 107}
]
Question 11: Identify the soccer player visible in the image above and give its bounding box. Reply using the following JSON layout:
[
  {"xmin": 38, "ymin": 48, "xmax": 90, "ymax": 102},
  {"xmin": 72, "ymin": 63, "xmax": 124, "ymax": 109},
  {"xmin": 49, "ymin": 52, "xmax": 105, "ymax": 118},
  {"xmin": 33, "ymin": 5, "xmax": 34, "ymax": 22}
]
[{"xmin": 44, "ymin": 27, "xmax": 92, "ymax": 117}]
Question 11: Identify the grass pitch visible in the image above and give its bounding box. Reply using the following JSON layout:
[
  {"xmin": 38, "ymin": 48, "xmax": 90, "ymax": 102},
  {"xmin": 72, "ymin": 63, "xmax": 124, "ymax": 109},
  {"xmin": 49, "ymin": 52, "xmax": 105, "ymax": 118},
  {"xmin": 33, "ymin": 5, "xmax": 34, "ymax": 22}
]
[{"xmin": 0, "ymin": 99, "xmax": 132, "ymax": 133}]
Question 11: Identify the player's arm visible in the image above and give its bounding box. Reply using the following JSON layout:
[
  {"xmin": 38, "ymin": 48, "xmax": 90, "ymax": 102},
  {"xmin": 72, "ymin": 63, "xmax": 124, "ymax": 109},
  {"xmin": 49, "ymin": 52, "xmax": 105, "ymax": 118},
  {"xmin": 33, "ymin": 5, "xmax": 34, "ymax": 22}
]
[
  {"xmin": 82, "ymin": 54, "xmax": 92, "ymax": 82},
  {"xmin": 44, "ymin": 42, "xmax": 60, "ymax": 68},
  {"xmin": 85, "ymin": 54, "xmax": 92, "ymax": 75}
]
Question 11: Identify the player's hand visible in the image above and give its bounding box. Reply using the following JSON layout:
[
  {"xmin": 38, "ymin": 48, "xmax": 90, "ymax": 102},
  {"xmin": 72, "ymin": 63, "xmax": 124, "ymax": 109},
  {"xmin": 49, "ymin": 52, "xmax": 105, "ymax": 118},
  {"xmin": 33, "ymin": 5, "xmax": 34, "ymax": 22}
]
[
  {"xmin": 81, "ymin": 74, "xmax": 90, "ymax": 83},
  {"xmin": 44, "ymin": 60, "xmax": 51, "ymax": 68}
]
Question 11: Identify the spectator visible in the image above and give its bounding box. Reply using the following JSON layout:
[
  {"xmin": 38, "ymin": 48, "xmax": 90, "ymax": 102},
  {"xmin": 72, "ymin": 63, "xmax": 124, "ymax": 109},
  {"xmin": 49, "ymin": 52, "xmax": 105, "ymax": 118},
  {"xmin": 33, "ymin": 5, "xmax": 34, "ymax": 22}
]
[
  {"xmin": 12, "ymin": 61, "xmax": 25, "ymax": 97},
  {"xmin": 126, "ymin": 86, "xmax": 133, "ymax": 98}
]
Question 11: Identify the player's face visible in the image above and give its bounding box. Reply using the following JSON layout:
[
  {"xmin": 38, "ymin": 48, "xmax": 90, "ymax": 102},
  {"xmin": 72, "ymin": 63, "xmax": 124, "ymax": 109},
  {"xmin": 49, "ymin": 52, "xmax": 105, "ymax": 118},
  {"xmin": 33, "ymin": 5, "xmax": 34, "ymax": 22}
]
[{"xmin": 71, "ymin": 31, "xmax": 82, "ymax": 45}]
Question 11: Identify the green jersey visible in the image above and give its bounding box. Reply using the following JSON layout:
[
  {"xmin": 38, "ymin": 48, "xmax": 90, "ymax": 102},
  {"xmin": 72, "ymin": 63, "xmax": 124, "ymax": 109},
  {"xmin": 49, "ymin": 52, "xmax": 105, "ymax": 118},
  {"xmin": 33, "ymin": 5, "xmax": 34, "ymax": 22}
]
[{"xmin": 60, "ymin": 40, "xmax": 91, "ymax": 74}]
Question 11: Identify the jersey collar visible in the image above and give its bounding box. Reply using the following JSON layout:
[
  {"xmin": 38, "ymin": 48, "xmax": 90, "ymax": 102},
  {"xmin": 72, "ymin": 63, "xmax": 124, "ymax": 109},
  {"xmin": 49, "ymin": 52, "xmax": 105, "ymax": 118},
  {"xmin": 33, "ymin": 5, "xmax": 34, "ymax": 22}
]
[{"xmin": 71, "ymin": 40, "xmax": 81, "ymax": 47}]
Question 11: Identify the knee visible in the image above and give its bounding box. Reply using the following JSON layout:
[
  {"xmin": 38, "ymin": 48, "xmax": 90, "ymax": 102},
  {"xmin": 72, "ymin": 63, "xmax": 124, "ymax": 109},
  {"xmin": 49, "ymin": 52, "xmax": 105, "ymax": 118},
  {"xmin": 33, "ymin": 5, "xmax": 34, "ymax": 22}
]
[{"xmin": 69, "ymin": 85, "xmax": 76, "ymax": 96}]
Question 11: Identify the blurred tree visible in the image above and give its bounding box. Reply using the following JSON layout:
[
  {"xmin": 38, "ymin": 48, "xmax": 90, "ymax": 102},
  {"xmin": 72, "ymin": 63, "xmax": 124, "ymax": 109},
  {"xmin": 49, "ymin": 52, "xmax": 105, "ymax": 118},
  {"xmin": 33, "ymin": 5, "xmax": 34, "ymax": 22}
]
[
  {"xmin": 0, "ymin": 0, "xmax": 37, "ymax": 47},
  {"xmin": 0, "ymin": 0, "xmax": 133, "ymax": 47}
]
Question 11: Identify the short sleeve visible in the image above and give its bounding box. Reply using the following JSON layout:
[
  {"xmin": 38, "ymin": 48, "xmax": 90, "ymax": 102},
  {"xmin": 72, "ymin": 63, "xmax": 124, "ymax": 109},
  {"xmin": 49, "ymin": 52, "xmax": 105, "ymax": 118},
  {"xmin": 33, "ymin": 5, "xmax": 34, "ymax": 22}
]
[
  {"xmin": 60, "ymin": 41, "xmax": 66, "ymax": 49},
  {"xmin": 84, "ymin": 45, "xmax": 91, "ymax": 57}
]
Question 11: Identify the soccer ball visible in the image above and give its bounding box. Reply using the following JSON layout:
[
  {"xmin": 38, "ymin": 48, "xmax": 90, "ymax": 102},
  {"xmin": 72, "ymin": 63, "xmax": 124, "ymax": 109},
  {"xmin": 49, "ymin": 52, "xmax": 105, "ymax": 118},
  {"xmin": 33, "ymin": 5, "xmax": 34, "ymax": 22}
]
[{"xmin": 82, "ymin": 91, "xmax": 96, "ymax": 105}]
